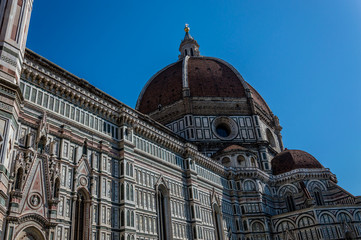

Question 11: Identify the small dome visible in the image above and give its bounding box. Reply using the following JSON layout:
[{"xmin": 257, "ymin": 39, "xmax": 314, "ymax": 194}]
[
  {"xmin": 211, "ymin": 144, "xmax": 250, "ymax": 158},
  {"xmin": 271, "ymin": 149, "xmax": 324, "ymax": 175},
  {"xmin": 220, "ymin": 144, "xmax": 249, "ymax": 153}
]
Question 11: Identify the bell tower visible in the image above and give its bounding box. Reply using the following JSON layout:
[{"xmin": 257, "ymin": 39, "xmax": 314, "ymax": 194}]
[
  {"xmin": 0, "ymin": 1, "xmax": 33, "ymax": 238},
  {"xmin": 0, "ymin": 0, "xmax": 33, "ymax": 84}
]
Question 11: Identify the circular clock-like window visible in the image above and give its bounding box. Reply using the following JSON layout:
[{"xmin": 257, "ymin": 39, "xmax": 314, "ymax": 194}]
[
  {"xmin": 212, "ymin": 117, "xmax": 238, "ymax": 140},
  {"xmin": 216, "ymin": 123, "xmax": 231, "ymax": 138}
]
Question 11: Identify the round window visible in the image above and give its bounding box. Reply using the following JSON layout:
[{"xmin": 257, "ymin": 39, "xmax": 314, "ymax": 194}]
[
  {"xmin": 212, "ymin": 117, "xmax": 238, "ymax": 140},
  {"xmin": 216, "ymin": 123, "xmax": 231, "ymax": 138}
]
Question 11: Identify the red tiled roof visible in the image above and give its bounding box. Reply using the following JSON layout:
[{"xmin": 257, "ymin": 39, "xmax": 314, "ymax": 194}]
[
  {"xmin": 137, "ymin": 57, "xmax": 272, "ymax": 116},
  {"xmin": 187, "ymin": 58, "xmax": 246, "ymax": 98},
  {"xmin": 138, "ymin": 61, "xmax": 183, "ymax": 114}
]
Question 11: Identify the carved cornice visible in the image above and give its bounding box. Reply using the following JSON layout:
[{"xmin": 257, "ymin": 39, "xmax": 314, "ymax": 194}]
[
  {"xmin": 22, "ymin": 49, "xmax": 121, "ymax": 123},
  {"xmin": 184, "ymin": 143, "xmax": 226, "ymax": 176},
  {"xmin": 18, "ymin": 213, "xmax": 57, "ymax": 227},
  {"xmin": 231, "ymin": 168, "xmax": 271, "ymax": 182},
  {"xmin": 271, "ymin": 168, "xmax": 336, "ymax": 185}
]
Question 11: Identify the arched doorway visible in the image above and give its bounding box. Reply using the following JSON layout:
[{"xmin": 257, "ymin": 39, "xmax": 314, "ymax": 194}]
[
  {"xmin": 74, "ymin": 188, "xmax": 91, "ymax": 240},
  {"xmin": 16, "ymin": 226, "xmax": 45, "ymax": 240},
  {"xmin": 156, "ymin": 184, "xmax": 172, "ymax": 240}
]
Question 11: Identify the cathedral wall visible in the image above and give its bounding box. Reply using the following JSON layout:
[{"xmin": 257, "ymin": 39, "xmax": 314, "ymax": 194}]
[{"xmin": 1, "ymin": 49, "xmax": 359, "ymax": 240}]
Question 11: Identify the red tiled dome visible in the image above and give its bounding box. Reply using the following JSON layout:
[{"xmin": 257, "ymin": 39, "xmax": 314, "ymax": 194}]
[
  {"xmin": 211, "ymin": 144, "xmax": 252, "ymax": 158},
  {"xmin": 220, "ymin": 145, "xmax": 249, "ymax": 152},
  {"xmin": 271, "ymin": 149, "xmax": 324, "ymax": 175},
  {"xmin": 137, "ymin": 61, "xmax": 183, "ymax": 114},
  {"xmin": 136, "ymin": 56, "xmax": 272, "ymax": 117},
  {"xmin": 186, "ymin": 58, "xmax": 246, "ymax": 98}
]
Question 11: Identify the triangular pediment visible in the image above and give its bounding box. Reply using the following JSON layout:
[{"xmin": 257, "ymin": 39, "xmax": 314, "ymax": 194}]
[
  {"xmin": 210, "ymin": 188, "xmax": 220, "ymax": 206},
  {"xmin": 77, "ymin": 155, "xmax": 91, "ymax": 176},
  {"xmin": 20, "ymin": 158, "xmax": 47, "ymax": 218},
  {"xmin": 155, "ymin": 175, "xmax": 169, "ymax": 190}
]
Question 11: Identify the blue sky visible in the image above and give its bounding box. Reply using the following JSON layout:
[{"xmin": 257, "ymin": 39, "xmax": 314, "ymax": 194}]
[{"xmin": 27, "ymin": 0, "xmax": 361, "ymax": 195}]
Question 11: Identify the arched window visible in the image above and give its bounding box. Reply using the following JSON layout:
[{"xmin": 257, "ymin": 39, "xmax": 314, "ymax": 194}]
[
  {"xmin": 156, "ymin": 184, "xmax": 172, "ymax": 240},
  {"xmin": 337, "ymin": 212, "xmax": 355, "ymax": 240},
  {"xmin": 120, "ymin": 161, "xmax": 124, "ymax": 175},
  {"xmin": 130, "ymin": 164, "xmax": 133, "ymax": 177},
  {"xmin": 237, "ymin": 155, "xmax": 246, "ymax": 166},
  {"xmin": 243, "ymin": 180, "xmax": 256, "ymax": 191},
  {"xmin": 338, "ymin": 212, "xmax": 352, "ymax": 223},
  {"xmin": 355, "ymin": 211, "xmax": 361, "ymax": 221},
  {"xmin": 126, "ymin": 162, "xmax": 129, "ymax": 175},
  {"xmin": 221, "ymin": 157, "xmax": 230, "ymax": 166},
  {"xmin": 313, "ymin": 190, "xmax": 324, "ymax": 206},
  {"xmin": 127, "ymin": 210, "xmax": 130, "ymax": 226},
  {"xmin": 191, "ymin": 205, "xmax": 195, "ymax": 219},
  {"xmin": 82, "ymin": 140, "xmax": 88, "ymax": 155},
  {"xmin": 190, "ymin": 48, "xmax": 194, "ymax": 56},
  {"xmin": 243, "ymin": 220, "xmax": 248, "ymax": 231},
  {"xmin": 126, "ymin": 184, "xmax": 130, "ymax": 200},
  {"xmin": 74, "ymin": 189, "xmax": 90, "ymax": 240},
  {"xmin": 252, "ymin": 222, "xmax": 266, "ymax": 240},
  {"xmin": 252, "ymin": 222, "xmax": 265, "ymax": 232},
  {"xmin": 320, "ymin": 213, "xmax": 338, "ymax": 239},
  {"xmin": 185, "ymin": 49, "xmax": 188, "ymax": 56},
  {"xmin": 213, "ymin": 203, "xmax": 223, "ymax": 240},
  {"xmin": 131, "ymin": 211, "xmax": 134, "ymax": 227},
  {"xmin": 298, "ymin": 216, "xmax": 314, "ymax": 227},
  {"xmin": 241, "ymin": 206, "xmax": 245, "ymax": 214},
  {"xmin": 266, "ymin": 129, "xmax": 276, "ymax": 147},
  {"xmin": 15, "ymin": 168, "xmax": 23, "ymax": 190},
  {"xmin": 120, "ymin": 183, "xmax": 124, "ymax": 200},
  {"xmin": 53, "ymin": 178, "xmax": 60, "ymax": 198},
  {"xmin": 320, "ymin": 213, "xmax": 334, "ymax": 224},
  {"xmin": 285, "ymin": 194, "xmax": 296, "ymax": 212},
  {"xmin": 277, "ymin": 220, "xmax": 295, "ymax": 234},
  {"xmin": 120, "ymin": 210, "xmax": 124, "ymax": 226},
  {"xmin": 236, "ymin": 182, "xmax": 241, "ymax": 190},
  {"xmin": 130, "ymin": 184, "xmax": 134, "ymax": 201}
]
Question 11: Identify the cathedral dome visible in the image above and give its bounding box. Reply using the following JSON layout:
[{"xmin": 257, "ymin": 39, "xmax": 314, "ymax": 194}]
[
  {"xmin": 137, "ymin": 57, "xmax": 267, "ymax": 113},
  {"xmin": 136, "ymin": 27, "xmax": 273, "ymax": 125},
  {"xmin": 271, "ymin": 149, "xmax": 324, "ymax": 175}
]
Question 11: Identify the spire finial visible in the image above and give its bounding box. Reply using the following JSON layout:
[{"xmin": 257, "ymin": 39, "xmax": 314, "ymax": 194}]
[
  {"xmin": 184, "ymin": 23, "xmax": 190, "ymax": 33},
  {"xmin": 179, "ymin": 23, "xmax": 200, "ymax": 59}
]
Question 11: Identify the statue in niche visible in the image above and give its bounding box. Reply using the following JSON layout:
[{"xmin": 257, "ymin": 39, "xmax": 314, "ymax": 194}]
[
  {"xmin": 82, "ymin": 140, "xmax": 88, "ymax": 156},
  {"xmin": 36, "ymin": 112, "xmax": 49, "ymax": 153}
]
